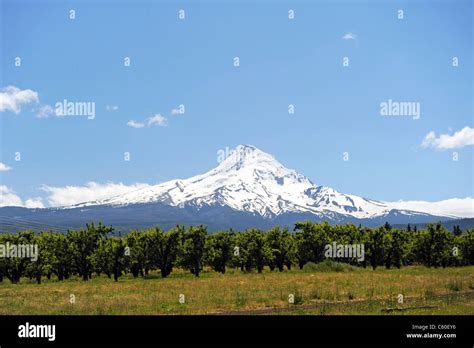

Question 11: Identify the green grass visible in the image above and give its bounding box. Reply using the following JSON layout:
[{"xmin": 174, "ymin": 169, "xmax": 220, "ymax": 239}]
[
  {"xmin": 0, "ymin": 265, "xmax": 473, "ymax": 315},
  {"xmin": 302, "ymin": 260, "xmax": 358, "ymax": 272},
  {"xmin": 446, "ymin": 280, "xmax": 463, "ymax": 292}
]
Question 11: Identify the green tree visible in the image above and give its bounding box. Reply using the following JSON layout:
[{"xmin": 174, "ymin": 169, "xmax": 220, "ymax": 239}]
[
  {"xmin": 294, "ymin": 221, "xmax": 331, "ymax": 269},
  {"xmin": 0, "ymin": 231, "xmax": 36, "ymax": 283},
  {"xmin": 41, "ymin": 232, "xmax": 72, "ymax": 281},
  {"xmin": 91, "ymin": 237, "xmax": 127, "ymax": 281},
  {"xmin": 180, "ymin": 225, "xmax": 207, "ymax": 277},
  {"xmin": 125, "ymin": 230, "xmax": 148, "ymax": 278},
  {"xmin": 148, "ymin": 226, "xmax": 181, "ymax": 278},
  {"xmin": 330, "ymin": 223, "xmax": 364, "ymax": 265},
  {"xmin": 233, "ymin": 229, "xmax": 271, "ymax": 273},
  {"xmin": 453, "ymin": 225, "xmax": 462, "ymax": 236},
  {"xmin": 459, "ymin": 229, "xmax": 474, "ymax": 265},
  {"xmin": 67, "ymin": 222, "xmax": 113, "ymax": 280},
  {"xmin": 265, "ymin": 226, "xmax": 295, "ymax": 271},
  {"xmin": 24, "ymin": 232, "xmax": 47, "ymax": 284},
  {"xmin": 364, "ymin": 227, "xmax": 388, "ymax": 270},
  {"xmin": 204, "ymin": 230, "xmax": 234, "ymax": 273},
  {"xmin": 109, "ymin": 237, "xmax": 127, "ymax": 281},
  {"xmin": 387, "ymin": 229, "xmax": 409, "ymax": 268},
  {"xmin": 91, "ymin": 237, "xmax": 113, "ymax": 278},
  {"xmin": 415, "ymin": 223, "xmax": 454, "ymax": 267}
]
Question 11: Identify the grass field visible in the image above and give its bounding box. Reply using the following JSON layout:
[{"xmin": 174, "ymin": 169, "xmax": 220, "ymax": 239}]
[{"xmin": 0, "ymin": 266, "xmax": 473, "ymax": 315}]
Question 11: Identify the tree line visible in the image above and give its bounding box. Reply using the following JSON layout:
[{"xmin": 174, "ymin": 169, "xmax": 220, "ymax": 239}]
[{"xmin": 0, "ymin": 221, "xmax": 473, "ymax": 284}]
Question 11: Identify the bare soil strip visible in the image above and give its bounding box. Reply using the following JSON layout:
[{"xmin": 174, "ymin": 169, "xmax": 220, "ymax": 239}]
[{"xmin": 211, "ymin": 291, "xmax": 474, "ymax": 315}]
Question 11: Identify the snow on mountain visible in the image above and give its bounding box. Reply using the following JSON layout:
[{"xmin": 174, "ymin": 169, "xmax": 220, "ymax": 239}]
[{"xmin": 68, "ymin": 145, "xmax": 431, "ymax": 220}]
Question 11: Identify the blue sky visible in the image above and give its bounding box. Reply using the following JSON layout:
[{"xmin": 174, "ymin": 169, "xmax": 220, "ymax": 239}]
[{"xmin": 0, "ymin": 0, "xmax": 473, "ymax": 209}]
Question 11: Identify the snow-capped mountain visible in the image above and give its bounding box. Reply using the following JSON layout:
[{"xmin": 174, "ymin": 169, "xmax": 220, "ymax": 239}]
[
  {"xmin": 69, "ymin": 145, "xmax": 431, "ymax": 221},
  {"xmin": 0, "ymin": 144, "xmax": 455, "ymax": 232}
]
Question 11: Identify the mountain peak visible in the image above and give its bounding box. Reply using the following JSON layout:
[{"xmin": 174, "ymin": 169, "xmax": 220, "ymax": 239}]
[
  {"xmin": 215, "ymin": 144, "xmax": 278, "ymax": 172},
  {"xmin": 235, "ymin": 144, "xmax": 257, "ymax": 152}
]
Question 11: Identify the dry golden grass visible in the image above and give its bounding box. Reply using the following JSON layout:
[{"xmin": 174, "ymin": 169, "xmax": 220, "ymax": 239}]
[{"xmin": 0, "ymin": 266, "xmax": 473, "ymax": 315}]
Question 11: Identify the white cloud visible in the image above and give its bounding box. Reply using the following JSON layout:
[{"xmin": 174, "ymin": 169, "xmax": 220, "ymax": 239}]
[
  {"xmin": 0, "ymin": 162, "xmax": 12, "ymax": 172},
  {"xmin": 127, "ymin": 120, "xmax": 145, "ymax": 128},
  {"xmin": 421, "ymin": 126, "xmax": 474, "ymax": 149},
  {"xmin": 171, "ymin": 109, "xmax": 180, "ymax": 115},
  {"xmin": 24, "ymin": 198, "xmax": 45, "ymax": 208},
  {"xmin": 0, "ymin": 185, "xmax": 44, "ymax": 208},
  {"xmin": 0, "ymin": 86, "xmax": 39, "ymax": 114},
  {"xmin": 0, "ymin": 186, "xmax": 23, "ymax": 206},
  {"xmin": 106, "ymin": 105, "xmax": 119, "ymax": 111},
  {"xmin": 147, "ymin": 114, "xmax": 167, "ymax": 126},
  {"xmin": 386, "ymin": 197, "xmax": 474, "ymax": 218},
  {"xmin": 1, "ymin": 182, "xmax": 150, "ymax": 208},
  {"xmin": 342, "ymin": 32, "xmax": 357, "ymax": 40},
  {"xmin": 128, "ymin": 114, "xmax": 168, "ymax": 128},
  {"xmin": 41, "ymin": 181, "xmax": 151, "ymax": 207}
]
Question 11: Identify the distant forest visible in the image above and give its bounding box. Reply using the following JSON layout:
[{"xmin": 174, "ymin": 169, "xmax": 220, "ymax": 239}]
[{"xmin": 394, "ymin": 218, "xmax": 474, "ymax": 232}]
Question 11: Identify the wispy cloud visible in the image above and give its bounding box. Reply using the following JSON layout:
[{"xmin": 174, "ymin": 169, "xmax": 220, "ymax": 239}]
[
  {"xmin": 128, "ymin": 114, "xmax": 168, "ymax": 128},
  {"xmin": 342, "ymin": 32, "xmax": 357, "ymax": 40},
  {"xmin": 127, "ymin": 120, "xmax": 145, "ymax": 128},
  {"xmin": 41, "ymin": 182, "xmax": 151, "ymax": 207},
  {"xmin": 421, "ymin": 126, "xmax": 474, "ymax": 149},
  {"xmin": 0, "ymin": 186, "xmax": 23, "ymax": 206},
  {"xmin": 0, "ymin": 86, "xmax": 39, "ymax": 114},
  {"xmin": 386, "ymin": 197, "xmax": 474, "ymax": 218},
  {"xmin": 147, "ymin": 114, "xmax": 167, "ymax": 126},
  {"xmin": 0, "ymin": 162, "xmax": 12, "ymax": 172},
  {"xmin": 2, "ymin": 182, "xmax": 152, "ymax": 208},
  {"xmin": 0, "ymin": 86, "xmax": 62, "ymax": 119},
  {"xmin": 0, "ymin": 185, "xmax": 44, "ymax": 208}
]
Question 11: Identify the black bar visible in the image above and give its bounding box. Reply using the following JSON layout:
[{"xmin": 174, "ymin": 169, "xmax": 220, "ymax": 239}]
[{"xmin": 0, "ymin": 315, "xmax": 472, "ymax": 346}]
